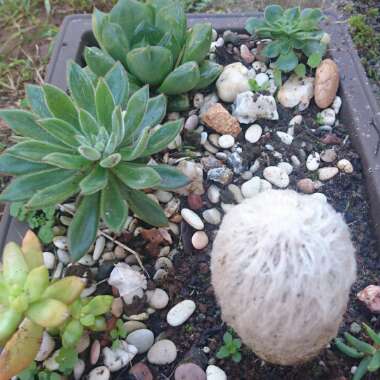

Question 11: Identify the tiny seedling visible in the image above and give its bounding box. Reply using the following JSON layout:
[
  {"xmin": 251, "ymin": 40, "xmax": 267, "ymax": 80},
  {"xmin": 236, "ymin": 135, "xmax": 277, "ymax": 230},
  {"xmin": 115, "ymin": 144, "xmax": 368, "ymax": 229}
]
[
  {"xmin": 249, "ymin": 78, "xmax": 270, "ymax": 93},
  {"xmin": 55, "ymin": 347, "xmax": 79, "ymax": 376},
  {"xmin": 335, "ymin": 323, "xmax": 380, "ymax": 380},
  {"xmin": 216, "ymin": 331, "xmax": 242, "ymax": 363},
  {"xmin": 110, "ymin": 319, "xmax": 128, "ymax": 349}
]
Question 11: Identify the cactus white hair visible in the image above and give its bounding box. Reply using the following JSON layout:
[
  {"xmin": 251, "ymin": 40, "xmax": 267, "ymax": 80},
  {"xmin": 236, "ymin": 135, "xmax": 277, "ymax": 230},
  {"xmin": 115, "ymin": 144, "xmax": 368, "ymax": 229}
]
[{"xmin": 211, "ymin": 190, "xmax": 356, "ymax": 365}]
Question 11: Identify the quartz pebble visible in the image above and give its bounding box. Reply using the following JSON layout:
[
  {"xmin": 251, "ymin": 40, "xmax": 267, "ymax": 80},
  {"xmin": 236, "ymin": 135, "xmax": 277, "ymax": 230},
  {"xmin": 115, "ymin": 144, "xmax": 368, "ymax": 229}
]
[
  {"xmin": 192, "ymin": 231, "xmax": 209, "ymax": 250},
  {"xmin": 174, "ymin": 363, "xmax": 206, "ymax": 380},
  {"xmin": 318, "ymin": 167, "xmax": 339, "ymax": 181},
  {"xmin": 245, "ymin": 124, "xmax": 262, "ymax": 143},
  {"xmin": 202, "ymin": 208, "xmax": 222, "ymax": 225},
  {"xmin": 206, "ymin": 365, "xmax": 227, "ymax": 380},
  {"xmin": 306, "ymin": 152, "xmax": 320, "ymax": 171},
  {"xmin": 146, "ymin": 288, "xmax": 169, "ymax": 310},
  {"xmin": 181, "ymin": 208, "xmax": 204, "ymax": 230},
  {"xmin": 277, "ymin": 162, "xmax": 293, "ymax": 175},
  {"xmin": 207, "ymin": 185, "xmax": 221, "ymax": 204},
  {"xmin": 241, "ymin": 176, "xmax": 261, "ymax": 198},
  {"xmin": 276, "ymin": 131, "xmax": 293, "ymax": 145},
  {"xmin": 320, "ymin": 149, "xmax": 337, "ymax": 163},
  {"xmin": 218, "ymin": 134, "xmax": 235, "ymax": 149},
  {"xmin": 277, "ymin": 74, "xmax": 314, "ymax": 109},
  {"xmin": 337, "ymin": 159, "xmax": 354, "ymax": 174},
  {"xmin": 167, "ymin": 300, "xmax": 196, "ymax": 327},
  {"xmin": 147, "ymin": 340, "xmax": 177, "ymax": 365},
  {"xmin": 318, "ymin": 108, "xmax": 336, "ymax": 126},
  {"xmin": 126, "ymin": 329, "xmax": 154, "ymax": 354},
  {"xmin": 263, "ymin": 166, "xmax": 289, "ymax": 188},
  {"xmin": 89, "ymin": 366, "xmax": 110, "ymax": 380},
  {"xmin": 43, "ymin": 252, "xmax": 56, "ymax": 270}
]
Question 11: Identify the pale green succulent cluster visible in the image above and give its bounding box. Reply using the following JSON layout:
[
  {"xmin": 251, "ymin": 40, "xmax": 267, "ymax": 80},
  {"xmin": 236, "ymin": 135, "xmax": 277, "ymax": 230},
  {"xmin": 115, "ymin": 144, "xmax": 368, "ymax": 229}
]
[
  {"xmin": 87, "ymin": 0, "xmax": 222, "ymax": 98},
  {"xmin": 0, "ymin": 61, "xmax": 189, "ymax": 261}
]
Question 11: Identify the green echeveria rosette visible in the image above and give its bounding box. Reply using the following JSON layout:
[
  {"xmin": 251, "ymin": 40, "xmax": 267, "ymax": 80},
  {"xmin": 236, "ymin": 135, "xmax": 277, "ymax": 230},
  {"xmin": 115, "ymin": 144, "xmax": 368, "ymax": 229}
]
[
  {"xmin": 0, "ymin": 61, "xmax": 189, "ymax": 261},
  {"xmin": 245, "ymin": 5, "xmax": 327, "ymax": 75},
  {"xmin": 87, "ymin": 0, "xmax": 222, "ymax": 103}
]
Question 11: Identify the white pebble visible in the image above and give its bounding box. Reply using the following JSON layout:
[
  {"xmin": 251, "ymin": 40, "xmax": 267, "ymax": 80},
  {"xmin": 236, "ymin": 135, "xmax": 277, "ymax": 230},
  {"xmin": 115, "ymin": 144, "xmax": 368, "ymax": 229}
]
[
  {"xmin": 250, "ymin": 159, "xmax": 260, "ymax": 173},
  {"xmin": 74, "ymin": 359, "xmax": 85, "ymax": 380},
  {"xmin": 260, "ymin": 179, "xmax": 273, "ymax": 192},
  {"xmin": 202, "ymin": 208, "xmax": 222, "ymax": 225},
  {"xmin": 52, "ymin": 262, "xmax": 63, "ymax": 280},
  {"xmin": 146, "ymin": 288, "xmax": 169, "ymax": 309},
  {"xmin": 53, "ymin": 236, "xmax": 67, "ymax": 250},
  {"xmin": 306, "ymin": 152, "xmax": 321, "ymax": 171},
  {"xmin": 291, "ymin": 155, "xmax": 301, "ymax": 167},
  {"xmin": 228, "ymin": 184, "xmax": 244, "ymax": 203},
  {"xmin": 252, "ymin": 61, "xmax": 267, "ymax": 72},
  {"xmin": 318, "ymin": 167, "xmax": 339, "ymax": 181},
  {"xmin": 332, "ymin": 96, "xmax": 342, "ymax": 114},
  {"xmin": 318, "ymin": 108, "xmax": 336, "ymax": 126},
  {"xmin": 93, "ymin": 236, "xmax": 105, "ymax": 261},
  {"xmin": 277, "ymin": 162, "xmax": 293, "ymax": 175},
  {"xmin": 245, "ymin": 124, "xmax": 262, "ymax": 143},
  {"xmin": 88, "ymin": 366, "xmax": 110, "ymax": 380},
  {"xmin": 155, "ymin": 190, "xmax": 173, "ymax": 203},
  {"xmin": 181, "ymin": 208, "xmax": 204, "ymax": 230},
  {"xmin": 43, "ymin": 252, "xmax": 56, "ymax": 270},
  {"xmin": 191, "ymin": 231, "xmax": 209, "ymax": 250},
  {"xmin": 263, "ymin": 166, "xmax": 289, "ymax": 188},
  {"xmin": 241, "ymin": 176, "xmax": 261, "ymax": 198},
  {"xmin": 35, "ymin": 332, "xmax": 55, "ymax": 361},
  {"xmin": 276, "ymin": 131, "xmax": 293, "ymax": 145},
  {"xmin": 206, "ymin": 365, "xmax": 227, "ymax": 380},
  {"xmin": 207, "ymin": 185, "xmax": 221, "ymax": 204},
  {"xmin": 255, "ymin": 72, "xmax": 269, "ymax": 87},
  {"xmin": 167, "ymin": 300, "xmax": 196, "ymax": 327},
  {"xmin": 289, "ymin": 115, "xmax": 303, "ymax": 126},
  {"xmin": 320, "ymin": 149, "xmax": 337, "ymax": 163},
  {"xmin": 147, "ymin": 340, "xmax": 177, "ymax": 365},
  {"xmin": 337, "ymin": 159, "xmax": 353, "ymax": 174},
  {"xmin": 218, "ymin": 134, "xmax": 235, "ymax": 149},
  {"xmin": 126, "ymin": 329, "xmax": 155, "ymax": 354}
]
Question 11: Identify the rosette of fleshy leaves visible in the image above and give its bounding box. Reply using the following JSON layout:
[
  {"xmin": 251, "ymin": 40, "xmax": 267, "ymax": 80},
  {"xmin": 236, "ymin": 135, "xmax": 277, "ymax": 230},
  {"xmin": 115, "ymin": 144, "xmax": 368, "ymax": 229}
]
[
  {"xmin": 0, "ymin": 61, "xmax": 189, "ymax": 261},
  {"xmin": 87, "ymin": 0, "xmax": 222, "ymax": 103},
  {"xmin": 245, "ymin": 5, "xmax": 328, "ymax": 77},
  {"xmin": 0, "ymin": 231, "xmax": 86, "ymax": 380}
]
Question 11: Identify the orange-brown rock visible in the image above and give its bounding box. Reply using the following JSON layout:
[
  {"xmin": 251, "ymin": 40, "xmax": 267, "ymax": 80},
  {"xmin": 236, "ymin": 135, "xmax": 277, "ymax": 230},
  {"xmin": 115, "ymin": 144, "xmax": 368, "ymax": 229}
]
[
  {"xmin": 201, "ymin": 103, "xmax": 241, "ymax": 137},
  {"xmin": 314, "ymin": 59, "xmax": 339, "ymax": 109}
]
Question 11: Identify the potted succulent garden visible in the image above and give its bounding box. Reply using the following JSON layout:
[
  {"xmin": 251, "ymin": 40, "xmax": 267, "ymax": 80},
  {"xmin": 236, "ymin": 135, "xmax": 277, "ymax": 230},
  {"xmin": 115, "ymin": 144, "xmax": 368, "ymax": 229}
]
[{"xmin": 0, "ymin": 1, "xmax": 380, "ymax": 379}]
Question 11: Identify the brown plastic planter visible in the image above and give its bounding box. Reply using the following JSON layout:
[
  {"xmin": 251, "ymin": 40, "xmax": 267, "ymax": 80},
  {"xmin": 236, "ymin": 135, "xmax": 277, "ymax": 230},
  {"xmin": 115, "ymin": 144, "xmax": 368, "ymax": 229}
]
[{"xmin": 1, "ymin": 12, "xmax": 380, "ymax": 252}]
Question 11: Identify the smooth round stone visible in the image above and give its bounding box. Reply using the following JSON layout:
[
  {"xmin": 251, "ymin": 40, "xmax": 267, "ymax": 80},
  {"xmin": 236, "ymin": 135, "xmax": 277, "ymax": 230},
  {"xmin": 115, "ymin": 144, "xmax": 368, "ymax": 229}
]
[
  {"xmin": 185, "ymin": 115, "xmax": 199, "ymax": 131},
  {"xmin": 181, "ymin": 208, "xmax": 204, "ymax": 230},
  {"xmin": 124, "ymin": 321, "xmax": 147, "ymax": 334},
  {"xmin": 129, "ymin": 362, "xmax": 153, "ymax": 380},
  {"xmin": 57, "ymin": 249, "xmax": 70, "ymax": 264},
  {"xmin": 146, "ymin": 288, "xmax": 169, "ymax": 310},
  {"xmin": 93, "ymin": 236, "xmax": 106, "ymax": 261},
  {"xmin": 250, "ymin": 159, "xmax": 260, "ymax": 173},
  {"xmin": 320, "ymin": 149, "xmax": 337, "ymax": 163},
  {"xmin": 111, "ymin": 298, "xmax": 123, "ymax": 318},
  {"xmin": 89, "ymin": 366, "xmax": 110, "ymax": 380},
  {"xmin": 126, "ymin": 329, "xmax": 154, "ymax": 354},
  {"xmin": 255, "ymin": 72, "xmax": 269, "ymax": 87},
  {"xmin": 218, "ymin": 134, "xmax": 235, "ymax": 149},
  {"xmin": 263, "ymin": 166, "xmax": 289, "ymax": 188},
  {"xmin": 332, "ymin": 96, "xmax": 342, "ymax": 114},
  {"xmin": 175, "ymin": 363, "xmax": 206, "ymax": 380},
  {"xmin": 207, "ymin": 185, "xmax": 221, "ymax": 204},
  {"xmin": 192, "ymin": 231, "xmax": 209, "ymax": 250},
  {"xmin": 306, "ymin": 152, "xmax": 320, "ymax": 171},
  {"xmin": 167, "ymin": 300, "xmax": 196, "ymax": 327},
  {"xmin": 337, "ymin": 159, "xmax": 354, "ymax": 174},
  {"xmin": 90, "ymin": 340, "xmax": 101, "ymax": 365},
  {"xmin": 245, "ymin": 124, "xmax": 262, "ymax": 143},
  {"xmin": 319, "ymin": 108, "xmax": 336, "ymax": 126},
  {"xmin": 35, "ymin": 332, "xmax": 55, "ymax": 361},
  {"xmin": 241, "ymin": 170, "xmax": 253, "ymax": 180},
  {"xmin": 318, "ymin": 167, "xmax": 339, "ymax": 181},
  {"xmin": 202, "ymin": 208, "xmax": 222, "ymax": 225},
  {"xmin": 147, "ymin": 340, "xmax": 177, "ymax": 365},
  {"xmin": 241, "ymin": 176, "xmax": 261, "ymax": 198},
  {"xmin": 155, "ymin": 190, "xmax": 173, "ymax": 203},
  {"xmin": 228, "ymin": 184, "xmax": 244, "ymax": 203},
  {"xmin": 53, "ymin": 236, "xmax": 67, "ymax": 250},
  {"xmin": 277, "ymin": 162, "xmax": 293, "ymax": 175},
  {"xmin": 74, "ymin": 359, "xmax": 85, "ymax": 380},
  {"xmin": 43, "ymin": 251, "xmax": 56, "ymax": 270},
  {"xmin": 297, "ymin": 178, "xmax": 316, "ymax": 194},
  {"xmin": 206, "ymin": 365, "xmax": 227, "ymax": 380},
  {"xmin": 276, "ymin": 131, "xmax": 293, "ymax": 145}
]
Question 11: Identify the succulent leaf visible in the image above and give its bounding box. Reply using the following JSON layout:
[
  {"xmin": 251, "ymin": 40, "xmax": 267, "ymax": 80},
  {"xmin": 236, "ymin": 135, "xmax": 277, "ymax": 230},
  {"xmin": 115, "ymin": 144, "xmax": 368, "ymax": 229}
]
[
  {"xmin": 139, "ymin": 94, "xmax": 167, "ymax": 131},
  {"xmin": 0, "ymin": 308, "xmax": 23, "ymax": 345},
  {"xmin": 100, "ymin": 174, "xmax": 128, "ymax": 231},
  {"xmin": 3, "ymin": 242, "xmax": 30, "ymax": 289},
  {"xmin": 92, "ymin": 8, "xmax": 110, "ymax": 52},
  {"xmin": 120, "ymin": 127, "xmax": 150, "ymax": 161},
  {"xmin": 193, "ymin": 60, "xmax": 223, "ymax": 90},
  {"xmin": 100, "ymin": 153, "xmax": 122, "ymax": 168},
  {"xmin": 368, "ymin": 350, "xmax": 380, "ymax": 372},
  {"xmin": 124, "ymin": 187, "xmax": 168, "ymax": 226},
  {"xmin": 25, "ymin": 84, "xmax": 52, "ymax": 118},
  {"xmin": 39, "ymin": 118, "xmax": 80, "ymax": 148},
  {"xmin": 81, "ymin": 295, "xmax": 113, "ymax": 317},
  {"xmin": 90, "ymin": 316, "xmax": 107, "ymax": 331},
  {"xmin": 151, "ymin": 164, "xmax": 189, "ymax": 189},
  {"xmin": 344, "ymin": 332, "xmax": 376, "ymax": 355},
  {"xmin": 21, "ymin": 230, "xmax": 44, "ymax": 270},
  {"xmin": 42, "ymin": 152, "xmax": 89, "ymax": 170},
  {"xmin": 0, "ymin": 318, "xmax": 43, "ymax": 380},
  {"xmin": 0, "ymin": 154, "xmax": 52, "ymax": 175},
  {"xmin": 84, "ymin": 47, "xmax": 116, "ymax": 77},
  {"xmin": 95, "ymin": 78, "xmax": 116, "ymax": 131},
  {"xmin": 126, "ymin": 46, "xmax": 173, "ymax": 85},
  {"xmin": 181, "ymin": 23, "xmax": 212, "ymax": 64},
  {"xmin": 102, "ymin": 22, "xmax": 130, "ymax": 67},
  {"xmin": 79, "ymin": 108, "xmax": 100, "ymax": 139},
  {"xmin": 68, "ymin": 193, "xmax": 100, "ymax": 261},
  {"xmin": 78, "ymin": 146, "xmax": 102, "ymax": 161},
  {"xmin": 62, "ymin": 319, "xmax": 83, "ymax": 348},
  {"xmin": 113, "ymin": 163, "xmax": 161, "ymax": 189},
  {"xmin": 105, "ymin": 62, "xmax": 130, "ymax": 107},
  {"xmin": 26, "ymin": 299, "xmax": 70, "ymax": 328},
  {"xmin": 158, "ymin": 61, "xmax": 200, "ymax": 95},
  {"xmin": 80, "ymin": 166, "xmax": 109, "ymax": 195},
  {"xmin": 23, "ymin": 266, "xmax": 49, "ymax": 303},
  {"xmin": 353, "ymin": 356, "xmax": 371, "ymax": 380},
  {"xmin": 42, "ymin": 277, "xmax": 86, "ymax": 304}
]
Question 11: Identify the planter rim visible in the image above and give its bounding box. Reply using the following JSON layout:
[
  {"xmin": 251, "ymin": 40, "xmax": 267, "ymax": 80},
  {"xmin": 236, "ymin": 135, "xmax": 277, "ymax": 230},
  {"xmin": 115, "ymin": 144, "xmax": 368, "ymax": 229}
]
[{"xmin": 1, "ymin": 11, "xmax": 380, "ymax": 253}]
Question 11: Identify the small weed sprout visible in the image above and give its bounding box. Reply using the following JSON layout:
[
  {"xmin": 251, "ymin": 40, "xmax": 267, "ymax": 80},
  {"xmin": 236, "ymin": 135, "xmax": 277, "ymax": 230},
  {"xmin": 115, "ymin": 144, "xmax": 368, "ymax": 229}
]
[
  {"xmin": 216, "ymin": 331, "xmax": 242, "ymax": 363},
  {"xmin": 110, "ymin": 319, "xmax": 128, "ymax": 349}
]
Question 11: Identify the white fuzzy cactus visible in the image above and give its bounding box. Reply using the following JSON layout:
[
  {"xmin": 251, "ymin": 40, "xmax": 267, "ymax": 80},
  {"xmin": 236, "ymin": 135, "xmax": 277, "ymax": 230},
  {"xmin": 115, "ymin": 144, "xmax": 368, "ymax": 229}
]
[{"xmin": 211, "ymin": 190, "xmax": 356, "ymax": 365}]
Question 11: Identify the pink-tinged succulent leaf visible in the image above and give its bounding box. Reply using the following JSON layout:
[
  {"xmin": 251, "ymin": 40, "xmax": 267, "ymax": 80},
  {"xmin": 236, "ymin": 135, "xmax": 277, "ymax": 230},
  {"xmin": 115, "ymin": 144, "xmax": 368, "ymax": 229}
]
[
  {"xmin": 21, "ymin": 230, "xmax": 44, "ymax": 270},
  {"xmin": 42, "ymin": 276, "xmax": 86, "ymax": 305},
  {"xmin": 26, "ymin": 299, "xmax": 70, "ymax": 328},
  {"xmin": 0, "ymin": 318, "xmax": 43, "ymax": 380}
]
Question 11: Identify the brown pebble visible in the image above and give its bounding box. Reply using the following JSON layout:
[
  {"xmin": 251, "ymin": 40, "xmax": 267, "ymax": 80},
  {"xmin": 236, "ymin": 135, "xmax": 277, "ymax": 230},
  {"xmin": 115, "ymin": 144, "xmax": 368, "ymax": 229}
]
[
  {"xmin": 188, "ymin": 194, "xmax": 203, "ymax": 210},
  {"xmin": 297, "ymin": 178, "xmax": 315, "ymax": 194},
  {"xmin": 174, "ymin": 363, "xmax": 206, "ymax": 380},
  {"xmin": 357, "ymin": 285, "xmax": 380, "ymax": 313},
  {"xmin": 314, "ymin": 59, "xmax": 340, "ymax": 109},
  {"xmin": 90, "ymin": 340, "xmax": 101, "ymax": 365},
  {"xmin": 320, "ymin": 133, "xmax": 341, "ymax": 145},
  {"xmin": 129, "ymin": 362, "xmax": 153, "ymax": 380}
]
